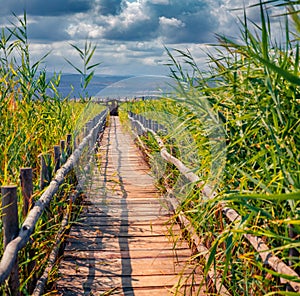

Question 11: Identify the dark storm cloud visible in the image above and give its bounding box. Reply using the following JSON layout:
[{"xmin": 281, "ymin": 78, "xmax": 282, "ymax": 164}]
[
  {"xmin": 0, "ymin": 0, "xmax": 249, "ymax": 75},
  {"xmin": 98, "ymin": 0, "xmax": 218, "ymax": 44},
  {"xmin": 0, "ymin": 0, "xmax": 92, "ymax": 16},
  {"xmin": 1, "ymin": 0, "xmax": 219, "ymax": 44}
]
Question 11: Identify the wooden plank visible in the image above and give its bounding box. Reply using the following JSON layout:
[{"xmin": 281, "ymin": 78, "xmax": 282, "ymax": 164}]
[
  {"xmin": 57, "ymin": 274, "xmax": 203, "ymax": 294},
  {"xmin": 82, "ymin": 202, "xmax": 170, "ymax": 210},
  {"xmin": 59, "ymin": 256, "xmax": 196, "ymax": 276},
  {"xmin": 55, "ymin": 287, "xmax": 204, "ymax": 296},
  {"xmin": 64, "ymin": 236, "xmax": 183, "ymax": 251},
  {"xmin": 79, "ymin": 207, "xmax": 171, "ymax": 216},
  {"xmin": 68, "ymin": 225, "xmax": 179, "ymax": 237},
  {"xmin": 62, "ymin": 248, "xmax": 192, "ymax": 260},
  {"xmin": 75, "ymin": 214, "xmax": 173, "ymax": 223},
  {"xmin": 56, "ymin": 116, "xmax": 203, "ymax": 295},
  {"xmin": 75, "ymin": 215, "xmax": 173, "ymax": 224},
  {"xmin": 55, "ymin": 284, "xmax": 203, "ymax": 296},
  {"xmin": 69, "ymin": 218, "xmax": 171, "ymax": 227}
]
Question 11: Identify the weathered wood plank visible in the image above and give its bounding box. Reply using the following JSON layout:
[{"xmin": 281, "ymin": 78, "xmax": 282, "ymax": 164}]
[
  {"xmin": 64, "ymin": 235, "xmax": 183, "ymax": 251},
  {"xmin": 59, "ymin": 256, "xmax": 196, "ymax": 275},
  {"xmin": 79, "ymin": 207, "xmax": 171, "ymax": 216},
  {"xmin": 62, "ymin": 248, "xmax": 192, "ymax": 259},
  {"xmin": 56, "ymin": 116, "xmax": 203, "ymax": 295},
  {"xmin": 57, "ymin": 274, "xmax": 203, "ymax": 295},
  {"xmin": 55, "ymin": 276, "xmax": 203, "ymax": 296}
]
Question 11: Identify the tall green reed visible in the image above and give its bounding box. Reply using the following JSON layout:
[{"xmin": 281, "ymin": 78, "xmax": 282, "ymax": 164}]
[
  {"xmin": 122, "ymin": 2, "xmax": 300, "ymax": 294},
  {"xmin": 0, "ymin": 12, "xmax": 104, "ymax": 294}
]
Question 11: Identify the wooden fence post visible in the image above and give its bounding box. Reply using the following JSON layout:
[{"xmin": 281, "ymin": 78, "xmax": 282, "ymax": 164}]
[
  {"xmin": 20, "ymin": 168, "xmax": 33, "ymax": 218},
  {"xmin": 39, "ymin": 153, "xmax": 51, "ymax": 190},
  {"xmin": 54, "ymin": 146, "xmax": 61, "ymax": 173},
  {"xmin": 66, "ymin": 134, "xmax": 72, "ymax": 156},
  {"xmin": 60, "ymin": 140, "xmax": 66, "ymax": 165},
  {"xmin": 1, "ymin": 185, "xmax": 20, "ymax": 296},
  {"xmin": 60, "ymin": 140, "xmax": 65, "ymax": 153},
  {"xmin": 19, "ymin": 168, "xmax": 37, "ymax": 293}
]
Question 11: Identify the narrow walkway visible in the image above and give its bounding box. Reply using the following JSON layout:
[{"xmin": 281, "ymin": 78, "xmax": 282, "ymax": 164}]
[{"xmin": 56, "ymin": 116, "xmax": 202, "ymax": 295}]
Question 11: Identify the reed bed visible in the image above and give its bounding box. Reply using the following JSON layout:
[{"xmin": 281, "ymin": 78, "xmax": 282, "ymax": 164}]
[
  {"xmin": 0, "ymin": 13, "xmax": 104, "ymax": 294},
  {"xmin": 120, "ymin": 2, "xmax": 300, "ymax": 295}
]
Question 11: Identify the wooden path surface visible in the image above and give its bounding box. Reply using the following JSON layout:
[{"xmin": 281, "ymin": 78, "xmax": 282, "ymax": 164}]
[{"xmin": 56, "ymin": 116, "xmax": 203, "ymax": 295}]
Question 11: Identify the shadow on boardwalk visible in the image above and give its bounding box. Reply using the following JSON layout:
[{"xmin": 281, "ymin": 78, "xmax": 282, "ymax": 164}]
[{"xmin": 55, "ymin": 116, "xmax": 203, "ymax": 295}]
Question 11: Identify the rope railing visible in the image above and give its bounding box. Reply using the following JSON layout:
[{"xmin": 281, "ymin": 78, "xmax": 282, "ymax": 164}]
[
  {"xmin": 128, "ymin": 112, "xmax": 300, "ymax": 293},
  {"xmin": 0, "ymin": 109, "xmax": 108, "ymax": 286}
]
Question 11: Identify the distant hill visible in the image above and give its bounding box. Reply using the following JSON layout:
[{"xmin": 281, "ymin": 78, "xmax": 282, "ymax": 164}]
[{"xmin": 47, "ymin": 73, "xmax": 132, "ymax": 98}]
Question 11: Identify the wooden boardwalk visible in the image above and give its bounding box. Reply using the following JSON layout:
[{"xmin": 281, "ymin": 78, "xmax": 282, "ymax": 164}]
[{"xmin": 56, "ymin": 116, "xmax": 203, "ymax": 295}]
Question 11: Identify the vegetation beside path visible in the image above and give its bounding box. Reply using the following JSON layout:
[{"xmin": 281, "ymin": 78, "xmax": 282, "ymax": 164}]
[
  {"xmin": 120, "ymin": 2, "xmax": 300, "ymax": 294},
  {"xmin": 0, "ymin": 13, "xmax": 104, "ymax": 294}
]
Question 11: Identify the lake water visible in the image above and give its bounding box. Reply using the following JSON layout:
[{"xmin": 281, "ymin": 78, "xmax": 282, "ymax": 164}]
[
  {"xmin": 51, "ymin": 74, "xmax": 131, "ymax": 99},
  {"xmin": 51, "ymin": 74, "xmax": 176, "ymax": 100}
]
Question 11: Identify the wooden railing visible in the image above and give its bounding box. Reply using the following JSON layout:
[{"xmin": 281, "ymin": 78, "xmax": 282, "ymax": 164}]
[
  {"xmin": 128, "ymin": 112, "xmax": 300, "ymax": 294},
  {"xmin": 0, "ymin": 109, "xmax": 108, "ymax": 295}
]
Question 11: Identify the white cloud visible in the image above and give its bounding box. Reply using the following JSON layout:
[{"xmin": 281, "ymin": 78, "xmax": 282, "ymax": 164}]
[
  {"xmin": 0, "ymin": 0, "xmax": 289, "ymax": 75},
  {"xmin": 148, "ymin": 0, "xmax": 169, "ymax": 4},
  {"xmin": 118, "ymin": 1, "xmax": 151, "ymax": 28},
  {"xmin": 159, "ymin": 16, "xmax": 185, "ymax": 28}
]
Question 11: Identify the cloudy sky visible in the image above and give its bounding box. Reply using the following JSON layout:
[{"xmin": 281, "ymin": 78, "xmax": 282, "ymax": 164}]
[{"xmin": 0, "ymin": 0, "xmax": 286, "ymax": 76}]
